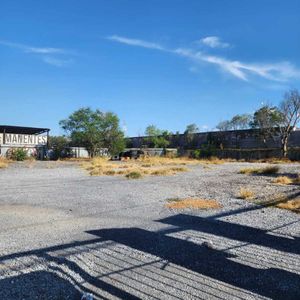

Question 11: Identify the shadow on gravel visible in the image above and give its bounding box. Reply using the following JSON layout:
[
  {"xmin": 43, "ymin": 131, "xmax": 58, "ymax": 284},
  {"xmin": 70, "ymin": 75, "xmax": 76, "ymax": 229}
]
[
  {"xmin": 87, "ymin": 224, "xmax": 300, "ymax": 300},
  {"xmin": 0, "ymin": 213, "xmax": 299, "ymax": 299},
  {"xmin": 0, "ymin": 238, "xmax": 140, "ymax": 300},
  {"xmin": 159, "ymin": 214, "xmax": 300, "ymax": 255},
  {"xmin": 0, "ymin": 271, "xmax": 81, "ymax": 300}
]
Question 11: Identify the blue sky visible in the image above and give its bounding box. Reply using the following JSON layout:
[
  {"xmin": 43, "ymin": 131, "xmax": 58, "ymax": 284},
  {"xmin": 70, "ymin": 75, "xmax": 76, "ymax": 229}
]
[{"xmin": 0, "ymin": 0, "xmax": 299, "ymax": 136}]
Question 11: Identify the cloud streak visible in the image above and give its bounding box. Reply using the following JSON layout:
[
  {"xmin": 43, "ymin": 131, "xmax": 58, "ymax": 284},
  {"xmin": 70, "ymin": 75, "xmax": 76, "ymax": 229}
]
[
  {"xmin": 0, "ymin": 40, "xmax": 66, "ymax": 54},
  {"xmin": 199, "ymin": 36, "xmax": 230, "ymax": 48},
  {"xmin": 0, "ymin": 40, "xmax": 73, "ymax": 67},
  {"xmin": 107, "ymin": 35, "xmax": 165, "ymax": 50},
  {"xmin": 107, "ymin": 35, "xmax": 300, "ymax": 82},
  {"xmin": 42, "ymin": 56, "xmax": 72, "ymax": 67}
]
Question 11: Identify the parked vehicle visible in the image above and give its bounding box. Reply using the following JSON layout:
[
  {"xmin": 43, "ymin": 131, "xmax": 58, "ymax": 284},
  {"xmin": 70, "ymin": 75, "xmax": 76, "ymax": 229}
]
[{"xmin": 119, "ymin": 149, "xmax": 145, "ymax": 160}]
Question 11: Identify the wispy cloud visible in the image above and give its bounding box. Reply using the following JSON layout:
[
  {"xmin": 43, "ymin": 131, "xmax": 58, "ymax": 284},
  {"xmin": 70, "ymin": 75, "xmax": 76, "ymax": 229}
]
[
  {"xmin": 0, "ymin": 40, "xmax": 66, "ymax": 54},
  {"xmin": 108, "ymin": 35, "xmax": 300, "ymax": 82},
  {"xmin": 0, "ymin": 39, "xmax": 73, "ymax": 67},
  {"xmin": 42, "ymin": 56, "xmax": 72, "ymax": 67},
  {"xmin": 199, "ymin": 36, "xmax": 230, "ymax": 48},
  {"xmin": 107, "ymin": 35, "xmax": 165, "ymax": 50}
]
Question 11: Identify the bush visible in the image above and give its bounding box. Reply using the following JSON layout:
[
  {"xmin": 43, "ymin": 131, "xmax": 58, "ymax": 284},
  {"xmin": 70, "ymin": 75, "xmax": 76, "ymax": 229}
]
[
  {"xmin": 125, "ymin": 171, "xmax": 142, "ymax": 179},
  {"xmin": 193, "ymin": 144, "xmax": 217, "ymax": 159},
  {"xmin": 48, "ymin": 136, "xmax": 70, "ymax": 160},
  {"xmin": 11, "ymin": 148, "xmax": 28, "ymax": 161}
]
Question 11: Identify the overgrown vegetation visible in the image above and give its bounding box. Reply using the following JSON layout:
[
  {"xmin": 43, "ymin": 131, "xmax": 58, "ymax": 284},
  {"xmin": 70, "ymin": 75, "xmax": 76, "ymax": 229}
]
[
  {"xmin": 166, "ymin": 198, "xmax": 221, "ymax": 209},
  {"xmin": 193, "ymin": 144, "xmax": 217, "ymax": 159},
  {"xmin": 238, "ymin": 187, "xmax": 255, "ymax": 199},
  {"xmin": 11, "ymin": 148, "xmax": 28, "ymax": 161},
  {"xmin": 215, "ymin": 89, "xmax": 300, "ymax": 158},
  {"xmin": 216, "ymin": 114, "xmax": 252, "ymax": 131},
  {"xmin": 60, "ymin": 107, "xmax": 125, "ymax": 157},
  {"xmin": 125, "ymin": 171, "xmax": 143, "ymax": 179},
  {"xmin": 239, "ymin": 166, "xmax": 279, "ymax": 175},
  {"xmin": 0, "ymin": 158, "xmax": 8, "ymax": 168},
  {"xmin": 82, "ymin": 156, "xmax": 200, "ymax": 178},
  {"xmin": 237, "ymin": 190, "xmax": 300, "ymax": 214},
  {"xmin": 144, "ymin": 125, "xmax": 170, "ymax": 148},
  {"xmin": 272, "ymin": 175, "xmax": 300, "ymax": 185},
  {"xmin": 276, "ymin": 198, "xmax": 300, "ymax": 213},
  {"xmin": 48, "ymin": 136, "xmax": 70, "ymax": 160}
]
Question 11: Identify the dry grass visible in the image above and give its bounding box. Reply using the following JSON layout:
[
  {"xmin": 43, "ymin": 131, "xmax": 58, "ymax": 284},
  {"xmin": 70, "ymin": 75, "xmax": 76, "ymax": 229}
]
[
  {"xmin": 276, "ymin": 198, "xmax": 300, "ymax": 212},
  {"xmin": 239, "ymin": 192, "xmax": 300, "ymax": 214},
  {"xmin": 239, "ymin": 166, "xmax": 279, "ymax": 175},
  {"xmin": 166, "ymin": 198, "xmax": 222, "ymax": 210},
  {"xmin": 256, "ymin": 194, "xmax": 300, "ymax": 214},
  {"xmin": 149, "ymin": 166, "xmax": 188, "ymax": 176},
  {"xmin": 238, "ymin": 187, "xmax": 255, "ymax": 199},
  {"xmin": 253, "ymin": 158, "xmax": 295, "ymax": 164},
  {"xmin": 272, "ymin": 176, "xmax": 293, "ymax": 185},
  {"xmin": 0, "ymin": 158, "xmax": 9, "ymax": 169},
  {"xmin": 82, "ymin": 157, "xmax": 190, "ymax": 178},
  {"xmin": 25, "ymin": 159, "xmax": 37, "ymax": 168},
  {"xmin": 272, "ymin": 175, "xmax": 300, "ymax": 185},
  {"xmin": 198, "ymin": 157, "xmax": 235, "ymax": 164},
  {"xmin": 137, "ymin": 156, "xmax": 202, "ymax": 166}
]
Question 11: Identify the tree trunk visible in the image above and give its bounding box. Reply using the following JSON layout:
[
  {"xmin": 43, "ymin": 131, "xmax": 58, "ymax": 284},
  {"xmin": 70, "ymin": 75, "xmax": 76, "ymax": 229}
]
[{"xmin": 281, "ymin": 136, "xmax": 288, "ymax": 158}]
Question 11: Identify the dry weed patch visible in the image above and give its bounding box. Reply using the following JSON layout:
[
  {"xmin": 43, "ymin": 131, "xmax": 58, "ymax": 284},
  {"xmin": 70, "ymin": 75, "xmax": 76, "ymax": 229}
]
[
  {"xmin": 239, "ymin": 166, "xmax": 279, "ymax": 175},
  {"xmin": 198, "ymin": 157, "xmax": 226, "ymax": 165},
  {"xmin": 125, "ymin": 171, "xmax": 143, "ymax": 179},
  {"xmin": 241, "ymin": 193, "xmax": 300, "ymax": 214},
  {"xmin": 238, "ymin": 187, "xmax": 255, "ymax": 199},
  {"xmin": 273, "ymin": 176, "xmax": 293, "ymax": 185},
  {"xmin": 137, "ymin": 156, "xmax": 201, "ymax": 166},
  {"xmin": 272, "ymin": 175, "xmax": 300, "ymax": 185},
  {"xmin": 253, "ymin": 158, "xmax": 296, "ymax": 164},
  {"xmin": 276, "ymin": 198, "xmax": 300, "ymax": 213},
  {"xmin": 0, "ymin": 158, "xmax": 9, "ymax": 169},
  {"xmin": 166, "ymin": 198, "xmax": 222, "ymax": 210},
  {"xmin": 83, "ymin": 157, "xmax": 191, "ymax": 178}
]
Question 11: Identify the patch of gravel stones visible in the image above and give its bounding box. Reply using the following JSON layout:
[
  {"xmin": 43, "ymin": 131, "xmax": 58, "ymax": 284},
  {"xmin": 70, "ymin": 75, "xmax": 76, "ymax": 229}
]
[{"xmin": 0, "ymin": 161, "xmax": 299, "ymax": 299}]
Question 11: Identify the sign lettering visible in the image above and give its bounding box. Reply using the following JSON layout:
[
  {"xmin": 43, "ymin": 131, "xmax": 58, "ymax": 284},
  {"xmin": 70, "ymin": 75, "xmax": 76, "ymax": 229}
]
[{"xmin": 0, "ymin": 133, "xmax": 47, "ymax": 145}]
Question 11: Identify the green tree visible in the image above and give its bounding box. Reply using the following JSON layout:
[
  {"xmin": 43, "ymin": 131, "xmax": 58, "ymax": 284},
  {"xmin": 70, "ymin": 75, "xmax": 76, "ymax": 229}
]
[
  {"xmin": 59, "ymin": 107, "xmax": 125, "ymax": 157},
  {"xmin": 48, "ymin": 136, "xmax": 70, "ymax": 159},
  {"xmin": 184, "ymin": 124, "xmax": 199, "ymax": 134},
  {"xmin": 216, "ymin": 120, "xmax": 232, "ymax": 131},
  {"xmin": 216, "ymin": 114, "xmax": 251, "ymax": 131},
  {"xmin": 184, "ymin": 123, "xmax": 199, "ymax": 148},
  {"xmin": 251, "ymin": 90, "xmax": 300, "ymax": 157},
  {"xmin": 144, "ymin": 125, "xmax": 170, "ymax": 148},
  {"xmin": 251, "ymin": 105, "xmax": 283, "ymax": 145},
  {"xmin": 230, "ymin": 114, "xmax": 252, "ymax": 130},
  {"xmin": 145, "ymin": 125, "xmax": 162, "ymax": 137}
]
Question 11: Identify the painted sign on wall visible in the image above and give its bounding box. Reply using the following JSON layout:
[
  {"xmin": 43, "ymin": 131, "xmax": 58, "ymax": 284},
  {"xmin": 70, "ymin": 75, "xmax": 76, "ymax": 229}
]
[{"xmin": 0, "ymin": 133, "xmax": 47, "ymax": 145}]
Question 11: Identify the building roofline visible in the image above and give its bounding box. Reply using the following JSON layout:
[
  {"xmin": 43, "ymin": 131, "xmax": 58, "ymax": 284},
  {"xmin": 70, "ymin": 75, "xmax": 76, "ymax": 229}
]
[{"xmin": 0, "ymin": 125, "xmax": 50, "ymax": 135}]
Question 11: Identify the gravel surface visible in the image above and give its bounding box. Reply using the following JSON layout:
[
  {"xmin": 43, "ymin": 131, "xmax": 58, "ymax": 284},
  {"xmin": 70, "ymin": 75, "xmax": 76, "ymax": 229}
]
[{"xmin": 0, "ymin": 161, "xmax": 299, "ymax": 299}]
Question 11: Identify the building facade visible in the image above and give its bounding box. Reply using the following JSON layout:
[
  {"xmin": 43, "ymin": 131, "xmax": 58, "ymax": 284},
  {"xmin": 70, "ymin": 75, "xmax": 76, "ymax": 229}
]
[{"xmin": 0, "ymin": 125, "xmax": 50, "ymax": 159}]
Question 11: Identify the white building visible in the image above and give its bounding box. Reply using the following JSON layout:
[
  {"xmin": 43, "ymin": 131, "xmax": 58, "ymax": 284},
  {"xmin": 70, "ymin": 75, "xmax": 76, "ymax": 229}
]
[{"xmin": 0, "ymin": 125, "xmax": 50, "ymax": 159}]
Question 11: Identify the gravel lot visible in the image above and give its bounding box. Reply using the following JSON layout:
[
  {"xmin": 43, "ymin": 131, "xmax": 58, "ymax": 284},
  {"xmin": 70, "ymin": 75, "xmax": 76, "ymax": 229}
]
[{"xmin": 0, "ymin": 161, "xmax": 299, "ymax": 299}]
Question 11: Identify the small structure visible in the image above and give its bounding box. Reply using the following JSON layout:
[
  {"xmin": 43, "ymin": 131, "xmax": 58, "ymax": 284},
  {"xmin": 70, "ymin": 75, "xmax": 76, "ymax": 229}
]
[{"xmin": 0, "ymin": 125, "xmax": 50, "ymax": 159}]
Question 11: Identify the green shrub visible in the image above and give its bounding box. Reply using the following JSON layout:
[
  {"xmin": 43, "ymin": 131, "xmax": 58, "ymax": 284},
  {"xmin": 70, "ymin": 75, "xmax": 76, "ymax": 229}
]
[
  {"xmin": 11, "ymin": 148, "xmax": 28, "ymax": 161},
  {"xmin": 125, "ymin": 171, "xmax": 142, "ymax": 179},
  {"xmin": 194, "ymin": 144, "xmax": 217, "ymax": 159}
]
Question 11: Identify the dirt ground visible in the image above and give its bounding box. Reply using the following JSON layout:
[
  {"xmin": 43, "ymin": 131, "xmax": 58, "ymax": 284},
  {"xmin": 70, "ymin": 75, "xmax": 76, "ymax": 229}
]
[{"xmin": 0, "ymin": 160, "xmax": 299, "ymax": 299}]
